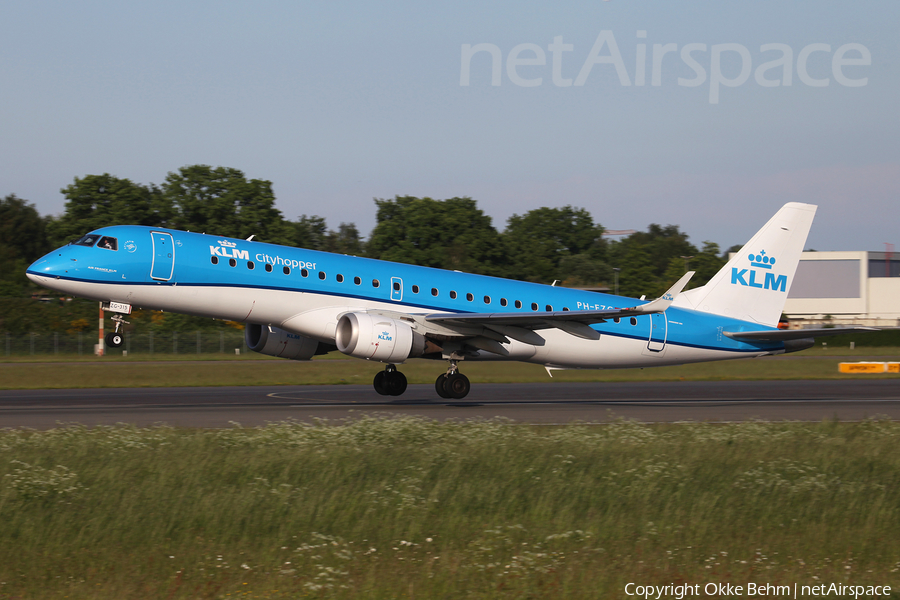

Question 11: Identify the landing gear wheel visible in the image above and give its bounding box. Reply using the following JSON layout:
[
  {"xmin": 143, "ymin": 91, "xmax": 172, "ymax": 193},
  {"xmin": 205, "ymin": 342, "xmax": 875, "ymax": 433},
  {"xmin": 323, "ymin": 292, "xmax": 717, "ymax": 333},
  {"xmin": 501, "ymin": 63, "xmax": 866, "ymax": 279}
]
[
  {"xmin": 105, "ymin": 332, "xmax": 123, "ymax": 348},
  {"xmin": 435, "ymin": 374, "xmax": 452, "ymax": 399},
  {"xmin": 385, "ymin": 371, "xmax": 408, "ymax": 396},
  {"xmin": 373, "ymin": 371, "xmax": 389, "ymax": 395},
  {"xmin": 374, "ymin": 367, "xmax": 408, "ymax": 397},
  {"xmin": 445, "ymin": 372, "xmax": 470, "ymax": 399}
]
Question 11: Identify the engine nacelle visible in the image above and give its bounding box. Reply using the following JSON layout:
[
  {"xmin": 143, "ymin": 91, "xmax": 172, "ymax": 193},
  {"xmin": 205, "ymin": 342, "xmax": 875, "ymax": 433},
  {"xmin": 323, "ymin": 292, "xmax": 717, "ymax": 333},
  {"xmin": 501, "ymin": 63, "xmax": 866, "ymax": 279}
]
[
  {"xmin": 335, "ymin": 312, "xmax": 425, "ymax": 363},
  {"xmin": 245, "ymin": 324, "xmax": 325, "ymax": 360}
]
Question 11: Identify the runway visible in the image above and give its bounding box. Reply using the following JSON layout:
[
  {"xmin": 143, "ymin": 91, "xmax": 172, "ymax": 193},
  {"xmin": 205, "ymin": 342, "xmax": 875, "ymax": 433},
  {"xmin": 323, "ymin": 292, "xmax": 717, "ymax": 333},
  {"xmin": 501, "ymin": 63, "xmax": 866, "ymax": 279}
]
[{"xmin": 1, "ymin": 380, "xmax": 899, "ymax": 428}]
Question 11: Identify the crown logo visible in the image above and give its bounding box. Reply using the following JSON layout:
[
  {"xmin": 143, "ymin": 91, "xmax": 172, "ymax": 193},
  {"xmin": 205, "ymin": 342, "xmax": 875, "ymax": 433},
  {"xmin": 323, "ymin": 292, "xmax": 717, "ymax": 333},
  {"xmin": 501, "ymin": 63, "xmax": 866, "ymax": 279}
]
[
  {"xmin": 748, "ymin": 250, "xmax": 775, "ymax": 269},
  {"xmin": 217, "ymin": 239, "xmax": 237, "ymax": 248}
]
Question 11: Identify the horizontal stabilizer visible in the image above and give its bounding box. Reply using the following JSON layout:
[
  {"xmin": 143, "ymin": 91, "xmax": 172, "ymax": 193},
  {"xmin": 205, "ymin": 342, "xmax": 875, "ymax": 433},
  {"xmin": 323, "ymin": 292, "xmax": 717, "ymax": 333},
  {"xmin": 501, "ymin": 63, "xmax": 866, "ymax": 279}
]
[{"xmin": 724, "ymin": 327, "xmax": 879, "ymax": 342}]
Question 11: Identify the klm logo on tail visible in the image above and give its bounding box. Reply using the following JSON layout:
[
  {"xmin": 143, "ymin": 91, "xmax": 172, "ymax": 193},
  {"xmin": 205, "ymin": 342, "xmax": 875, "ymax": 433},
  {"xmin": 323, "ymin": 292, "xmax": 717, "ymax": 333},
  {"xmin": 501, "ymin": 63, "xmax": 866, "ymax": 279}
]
[{"xmin": 731, "ymin": 250, "xmax": 787, "ymax": 292}]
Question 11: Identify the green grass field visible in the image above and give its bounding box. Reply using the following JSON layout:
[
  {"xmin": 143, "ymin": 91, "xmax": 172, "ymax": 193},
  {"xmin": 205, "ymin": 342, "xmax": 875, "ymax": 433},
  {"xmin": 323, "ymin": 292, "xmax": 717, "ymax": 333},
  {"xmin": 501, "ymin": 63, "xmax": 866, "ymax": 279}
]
[
  {"xmin": 0, "ymin": 417, "xmax": 898, "ymax": 599},
  {"xmin": 1, "ymin": 350, "xmax": 898, "ymax": 389}
]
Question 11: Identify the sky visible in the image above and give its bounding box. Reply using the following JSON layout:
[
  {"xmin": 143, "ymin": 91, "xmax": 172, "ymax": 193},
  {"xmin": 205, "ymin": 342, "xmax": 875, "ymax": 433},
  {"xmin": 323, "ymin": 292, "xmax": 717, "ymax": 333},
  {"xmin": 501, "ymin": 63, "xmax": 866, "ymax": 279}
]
[{"xmin": 1, "ymin": 1, "xmax": 897, "ymax": 253}]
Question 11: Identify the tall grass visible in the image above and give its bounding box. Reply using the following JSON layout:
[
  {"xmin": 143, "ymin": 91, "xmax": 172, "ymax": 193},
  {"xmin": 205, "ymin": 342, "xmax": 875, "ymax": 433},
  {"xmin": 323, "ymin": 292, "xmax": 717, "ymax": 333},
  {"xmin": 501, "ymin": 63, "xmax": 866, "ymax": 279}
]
[{"xmin": 1, "ymin": 417, "xmax": 898, "ymax": 598}]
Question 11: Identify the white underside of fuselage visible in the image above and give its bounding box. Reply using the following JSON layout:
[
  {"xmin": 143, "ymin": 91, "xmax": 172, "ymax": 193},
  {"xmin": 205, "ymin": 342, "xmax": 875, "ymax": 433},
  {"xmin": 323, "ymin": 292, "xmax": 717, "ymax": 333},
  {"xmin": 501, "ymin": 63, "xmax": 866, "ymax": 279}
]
[{"xmin": 32, "ymin": 275, "xmax": 763, "ymax": 369}]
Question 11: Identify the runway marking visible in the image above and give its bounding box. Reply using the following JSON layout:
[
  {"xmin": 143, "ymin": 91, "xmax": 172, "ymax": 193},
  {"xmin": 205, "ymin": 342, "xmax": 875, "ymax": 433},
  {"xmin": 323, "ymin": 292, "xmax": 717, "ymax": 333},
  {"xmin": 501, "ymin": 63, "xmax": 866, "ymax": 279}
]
[{"xmin": 5, "ymin": 398, "xmax": 900, "ymax": 413}]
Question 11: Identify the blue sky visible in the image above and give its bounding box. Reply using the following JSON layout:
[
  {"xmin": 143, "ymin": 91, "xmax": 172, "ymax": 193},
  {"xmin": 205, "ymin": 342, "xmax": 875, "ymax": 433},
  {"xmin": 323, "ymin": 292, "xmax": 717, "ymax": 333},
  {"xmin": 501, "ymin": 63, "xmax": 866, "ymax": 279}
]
[{"xmin": 1, "ymin": 1, "xmax": 896, "ymax": 252}]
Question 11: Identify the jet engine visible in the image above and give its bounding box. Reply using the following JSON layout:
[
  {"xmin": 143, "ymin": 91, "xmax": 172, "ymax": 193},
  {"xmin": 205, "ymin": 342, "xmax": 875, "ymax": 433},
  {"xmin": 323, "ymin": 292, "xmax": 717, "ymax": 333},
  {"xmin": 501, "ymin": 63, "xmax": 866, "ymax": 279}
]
[
  {"xmin": 335, "ymin": 312, "xmax": 426, "ymax": 363},
  {"xmin": 245, "ymin": 323, "xmax": 329, "ymax": 360}
]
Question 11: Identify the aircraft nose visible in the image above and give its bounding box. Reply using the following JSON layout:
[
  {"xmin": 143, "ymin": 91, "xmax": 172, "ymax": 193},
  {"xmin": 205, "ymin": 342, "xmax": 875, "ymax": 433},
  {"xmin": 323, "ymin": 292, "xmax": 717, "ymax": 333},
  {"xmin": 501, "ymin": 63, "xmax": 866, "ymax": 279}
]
[{"xmin": 27, "ymin": 251, "xmax": 74, "ymax": 284}]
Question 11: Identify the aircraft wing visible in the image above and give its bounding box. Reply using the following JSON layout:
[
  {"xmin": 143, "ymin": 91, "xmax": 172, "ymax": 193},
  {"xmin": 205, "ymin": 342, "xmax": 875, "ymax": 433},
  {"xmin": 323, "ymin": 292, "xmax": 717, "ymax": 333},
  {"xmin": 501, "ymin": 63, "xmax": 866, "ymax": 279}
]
[
  {"xmin": 724, "ymin": 327, "xmax": 879, "ymax": 342},
  {"xmin": 425, "ymin": 272, "xmax": 694, "ymax": 341}
]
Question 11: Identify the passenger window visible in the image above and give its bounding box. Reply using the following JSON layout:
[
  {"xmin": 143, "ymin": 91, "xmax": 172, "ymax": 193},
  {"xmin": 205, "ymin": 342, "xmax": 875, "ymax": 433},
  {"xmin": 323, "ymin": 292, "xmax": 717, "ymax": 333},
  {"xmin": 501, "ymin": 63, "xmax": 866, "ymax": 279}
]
[
  {"xmin": 97, "ymin": 236, "xmax": 118, "ymax": 251},
  {"xmin": 283, "ymin": 266, "xmax": 290, "ymax": 274},
  {"xmin": 265, "ymin": 264, "xmax": 273, "ymax": 272},
  {"xmin": 563, "ymin": 307, "xmax": 569, "ymax": 312},
  {"xmin": 531, "ymin": 302, "xmax": 538, "ymax": 311},
  {"xmin": 372, "ymin": 279, "xmax": 379, "ymax": 287},
  {"xmin": 230, "ymin": 259, "xmax": 237, "ymax": 267},
  {"xmin": 301, "ymin": 268, "xmax": 308, "ymax": 277},
  {"xmin": 630, "ymin": 317, "xmax": 637, "ymax": 325},
  {"xmin": 431, "ymin": 288, "xmax": 439, "ymax": 296},
  {"xmin": 483, "ymin": 295, "xmax": 491, "ymax": 304},
  {"xmin": 210, "ymin": 256, "xmax": 219, "ymax": 265},
  {"xmin": 336, "ymin": 274, "xmax": 344, "ymax": 283},
  {"xmin": 500, "ymin": 298, "xmax": 508, "ymax": 307},
  {"xmin": 466, "ymin": 293, "xmax": 474, "ymax": 302},
  {"xmin": 614, "ymin": 317, "xmax": 620, "ymax": 324},
  {"xmin": 515, "ymin": 300, "xmax": 522, "ymax": 309},
  {"xmin": 545, "ymin": 305, "xmax": 552, "ymax": 312},
  {"xmin": 393, "ymin": 282, "xmax": 401, "ymax": 291},
  {"xmin": 412, "ymin": 285, "xmax": 420, "ymax": 294},
  {"xmin": 319, "ymin": 272, "xmax": 327, "ymax": 280},
  {"xmin": 354, "ymin": 276, "xmax": 361, "ymax": 285},
  {"xmin": 247, "ymin": 261, "xmax": 254, "ymax": 270},
  {"xmin": 450, "ymin": 291, "xmax": 457, "ymax": 299}
]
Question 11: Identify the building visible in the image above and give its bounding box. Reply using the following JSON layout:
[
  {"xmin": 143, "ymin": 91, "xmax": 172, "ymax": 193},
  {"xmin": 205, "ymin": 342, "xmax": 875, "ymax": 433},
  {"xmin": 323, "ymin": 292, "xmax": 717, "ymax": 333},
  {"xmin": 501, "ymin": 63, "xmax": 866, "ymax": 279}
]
[{"xmin": 783, "ymin": 251, "xmax": 900, "ymax": 327}]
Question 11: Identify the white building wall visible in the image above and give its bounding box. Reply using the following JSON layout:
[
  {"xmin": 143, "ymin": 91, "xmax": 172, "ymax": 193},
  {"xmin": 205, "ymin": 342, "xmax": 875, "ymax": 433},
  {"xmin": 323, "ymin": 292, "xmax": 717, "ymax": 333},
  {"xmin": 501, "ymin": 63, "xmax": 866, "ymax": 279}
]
[
  {"xmin": 868, "ymin": 278, "xmax": 900, "ymax": 319},
  {"xmin": 780, "ymin": 251, "xmax": 900, "ymax": 326}
]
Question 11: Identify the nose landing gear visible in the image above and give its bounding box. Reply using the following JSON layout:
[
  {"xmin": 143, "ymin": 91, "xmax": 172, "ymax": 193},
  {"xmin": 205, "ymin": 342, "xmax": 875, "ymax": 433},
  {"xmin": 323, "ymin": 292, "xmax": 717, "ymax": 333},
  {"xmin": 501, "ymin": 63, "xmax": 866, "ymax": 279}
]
[
  {"xmin": 373, "ymin": 364, "xmax": 408, "ymax": 396},
  {"xmin": 105, "ymin": 314, "xmax": 128, "ymax": 348}
]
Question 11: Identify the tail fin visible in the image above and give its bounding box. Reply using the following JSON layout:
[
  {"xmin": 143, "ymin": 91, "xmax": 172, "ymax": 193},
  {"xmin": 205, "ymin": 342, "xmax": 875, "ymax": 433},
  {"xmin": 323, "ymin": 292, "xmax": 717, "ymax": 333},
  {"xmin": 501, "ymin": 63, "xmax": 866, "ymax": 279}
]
[{"xmin": 673, "ymin": 202, "xmax": 817, "ymax": 327}]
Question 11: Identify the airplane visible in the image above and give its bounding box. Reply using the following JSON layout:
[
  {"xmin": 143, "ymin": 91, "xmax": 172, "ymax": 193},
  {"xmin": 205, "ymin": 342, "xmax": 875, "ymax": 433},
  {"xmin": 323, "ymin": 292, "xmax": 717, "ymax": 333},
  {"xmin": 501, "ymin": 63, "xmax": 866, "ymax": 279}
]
[{"xmin": 26, "ymin": 202, "xmax": 875, "ymax": 399}]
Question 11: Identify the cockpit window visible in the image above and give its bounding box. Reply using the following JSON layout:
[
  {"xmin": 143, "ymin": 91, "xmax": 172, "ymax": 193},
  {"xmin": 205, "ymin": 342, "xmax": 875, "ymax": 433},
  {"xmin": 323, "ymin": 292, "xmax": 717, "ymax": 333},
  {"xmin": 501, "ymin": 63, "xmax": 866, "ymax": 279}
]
[
  {"xmin": 97, "ymin": 236, "xmax": 118, "ymax": 251},
  {"xmin": 71, "ymin": 234, "xmax": 100, "ymax": 247}
]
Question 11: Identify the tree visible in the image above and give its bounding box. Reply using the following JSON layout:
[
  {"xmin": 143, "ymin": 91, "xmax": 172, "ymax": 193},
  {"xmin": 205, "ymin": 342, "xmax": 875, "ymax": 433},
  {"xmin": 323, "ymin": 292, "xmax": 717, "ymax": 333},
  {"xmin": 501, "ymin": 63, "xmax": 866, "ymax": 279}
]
[
  {"xmin": 290, "ymin": 215, "xmax": 329, "ymax": 250},
  {"xmin": 48, "ymin": 174, "xmax": 170, "ymax": 246},
  {"xmin": 502, "ymin": 206, "xmax": 606, "ymax": 283},
  {"xmin": 608, "ymin": 223, "xmax": 701, "ymax": 298},
  {"xmin": 366, "ymin": 196, "xmax": 506, "ymax": 276},
  {"xmin": 325, "ymin": 222, "xmax": 364, "ymax": 255},
  {"xmin": 660, "ymin": 241, "xmax": 726, "ymax": 291},
  {"xmin": 556, "ymin": 253, "xmax": 613, "ymax": 288},
  {"xmin": 0, "ymin": 194, "xmax": 51, "ymax": 296},
  {"xmin": 615, "ymin": 242, "xmax": 658, "ymax": 298},
  {"xmin": 164, "ymin": 165, "xmax": 292, "ymax": 244}
]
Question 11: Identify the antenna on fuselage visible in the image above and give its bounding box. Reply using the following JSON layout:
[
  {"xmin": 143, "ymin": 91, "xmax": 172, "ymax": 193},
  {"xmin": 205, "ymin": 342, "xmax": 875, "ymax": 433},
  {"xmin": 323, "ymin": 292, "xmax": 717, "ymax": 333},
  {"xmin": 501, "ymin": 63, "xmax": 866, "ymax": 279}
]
[{"xmin": 246, "ymin": 235, "xmax": 256, "ymax": 241}]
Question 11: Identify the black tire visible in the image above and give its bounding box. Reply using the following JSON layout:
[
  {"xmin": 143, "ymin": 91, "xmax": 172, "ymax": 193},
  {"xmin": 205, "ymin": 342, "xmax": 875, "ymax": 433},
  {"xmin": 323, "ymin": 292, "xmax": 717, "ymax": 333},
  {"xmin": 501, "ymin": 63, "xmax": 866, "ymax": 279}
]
[
  {"xmin": 445, "ymin": 373, "xmax": 471, "ymax": 399},
  {"xmin": 435, "ymin": 374, "xmax": 452, "ymax": 399},
  {"xmin": 105, "ymin": 332, "xmax": 123, "ymax": 348},
  {"xmin": 386, "ymin": 371, "xmax": 408, "ymax": 396},
  {"xmin": 373, "ymin": 371, "xmax": 389, "ymax": 395}
]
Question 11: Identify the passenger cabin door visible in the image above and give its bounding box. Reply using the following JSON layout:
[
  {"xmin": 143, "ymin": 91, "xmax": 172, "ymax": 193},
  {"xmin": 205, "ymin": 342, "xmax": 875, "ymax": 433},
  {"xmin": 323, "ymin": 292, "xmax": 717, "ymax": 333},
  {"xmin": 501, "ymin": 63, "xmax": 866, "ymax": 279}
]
[
  {"xmin": 150, "ymin": 232, "xmax": 175, "ymax": 281},
  {"xmin": 643, "ymin": 313, "xmax": 667, "ymax": 355},
  {"xmin": 390, "ymin": 277, "xmax": 403, "ymax": 302}
]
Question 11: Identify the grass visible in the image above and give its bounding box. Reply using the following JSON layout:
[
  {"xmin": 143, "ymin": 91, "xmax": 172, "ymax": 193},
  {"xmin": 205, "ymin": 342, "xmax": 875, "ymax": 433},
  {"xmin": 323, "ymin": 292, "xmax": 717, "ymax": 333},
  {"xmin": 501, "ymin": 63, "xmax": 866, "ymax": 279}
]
[
  {"xmin": 0, "ymin": 417, "xmax": 899, "ymax": 598},
  {"xmin": 1, "ymin": 351, "xmax": 899, "ymax": 389}
]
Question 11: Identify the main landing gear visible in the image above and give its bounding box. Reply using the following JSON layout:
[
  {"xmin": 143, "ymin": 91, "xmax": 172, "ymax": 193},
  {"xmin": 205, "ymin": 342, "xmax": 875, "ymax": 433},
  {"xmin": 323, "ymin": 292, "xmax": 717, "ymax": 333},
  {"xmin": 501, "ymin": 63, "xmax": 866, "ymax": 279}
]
[
  {"xmin": 434, "ymin": 360, "xmax": 470, "ymax": 399},
  {"xmin": 373, "ymin": 364, "xmax": 408, "ymax": 397},
  {"xmin": 105, "ymin": 314, "xmax": 128, "ymax": 348},
  {"xmin": 371, "ymin": 361, "xmax": 472, "ymax": 399}
]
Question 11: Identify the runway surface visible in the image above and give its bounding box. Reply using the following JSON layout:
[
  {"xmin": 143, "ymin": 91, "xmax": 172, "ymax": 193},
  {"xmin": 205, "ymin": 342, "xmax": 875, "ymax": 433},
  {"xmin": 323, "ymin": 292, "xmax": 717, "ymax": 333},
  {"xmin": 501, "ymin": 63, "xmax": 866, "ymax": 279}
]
[{"xmin": 1, "ymin": 380, "xmax": 899, "ymax": 428}]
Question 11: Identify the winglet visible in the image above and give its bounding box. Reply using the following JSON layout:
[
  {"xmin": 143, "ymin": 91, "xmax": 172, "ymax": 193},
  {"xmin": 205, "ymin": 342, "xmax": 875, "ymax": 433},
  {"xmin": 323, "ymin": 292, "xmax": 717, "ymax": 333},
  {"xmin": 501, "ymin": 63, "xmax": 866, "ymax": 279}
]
[{"xmin": 629, "ymin": 271, "xmax": 694, "ymax": 314}]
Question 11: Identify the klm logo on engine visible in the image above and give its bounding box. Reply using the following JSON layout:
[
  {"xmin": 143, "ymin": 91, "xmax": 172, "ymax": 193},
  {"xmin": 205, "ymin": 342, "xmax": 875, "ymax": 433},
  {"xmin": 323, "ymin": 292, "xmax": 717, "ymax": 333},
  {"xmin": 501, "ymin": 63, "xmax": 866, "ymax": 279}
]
[
  {"xmin": 731, "ymin": 250, "xmax": 787, "ymax": 292},
  {"xmin": 210, "ymin": 240, "xmax": 249, "ymax": 260},
  {"xmin": 377, "ymin": 331, "xmax": 393, "ymax": 342}
]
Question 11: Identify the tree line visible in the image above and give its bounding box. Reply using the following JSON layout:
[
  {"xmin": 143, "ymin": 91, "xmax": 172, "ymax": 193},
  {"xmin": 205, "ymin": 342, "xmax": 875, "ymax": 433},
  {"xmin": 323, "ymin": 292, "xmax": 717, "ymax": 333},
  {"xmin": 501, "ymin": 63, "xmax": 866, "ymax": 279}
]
[{"xmin": 1, "ymin": 165, "xmax": 732, "ymax": 333}]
